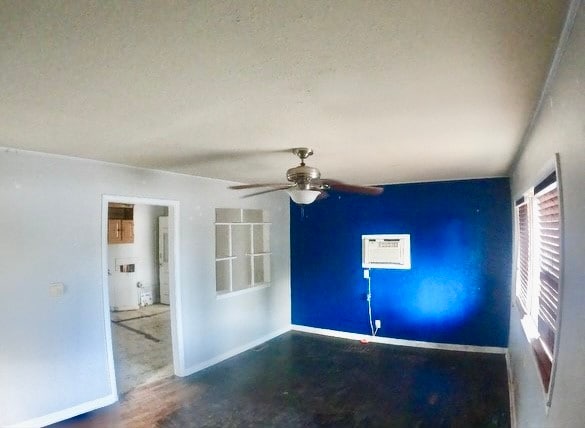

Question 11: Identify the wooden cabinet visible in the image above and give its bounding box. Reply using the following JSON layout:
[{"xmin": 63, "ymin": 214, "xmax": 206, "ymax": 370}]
[
  {"xmin": 108, "ymin": 219, "xmax": 134, "ymax": 244},
  {"xmin": 108, "ymin": 204, "xmax": 134, "ymax": 244},
  {"xmin": 121, "ymin": 219, "xmax": 134, "ymax": 242},
  {"xmin": 108, "ymin": 219, "xmax": 122, "ymax": 243}
]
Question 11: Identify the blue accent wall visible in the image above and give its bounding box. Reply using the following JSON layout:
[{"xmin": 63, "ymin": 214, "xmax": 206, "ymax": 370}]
[{"xmin": 290, "ymin": 178, "xmax": 512, "ymax": 347}]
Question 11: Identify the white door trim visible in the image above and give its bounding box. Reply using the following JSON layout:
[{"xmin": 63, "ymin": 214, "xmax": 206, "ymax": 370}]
[{"xmin": 101, "ymin": 195, "xmax": 185, "ymax": 401}]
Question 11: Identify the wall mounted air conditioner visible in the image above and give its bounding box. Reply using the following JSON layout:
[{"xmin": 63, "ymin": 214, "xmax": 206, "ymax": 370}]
[{"xmin": 362, "ymin": 234, "xmax": 411, "ymax": 269}]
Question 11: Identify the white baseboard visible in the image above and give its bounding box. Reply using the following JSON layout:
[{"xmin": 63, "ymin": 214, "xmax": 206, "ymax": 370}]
[
  {"xmin": 6, "ymin": 393, "xmax": 117, "ymax": 428},
  {"xmin": 10, "ymin": 327, "xmax": 289, "ymax": 427},
  {"xmin": 11, "ymin": 325, "xmax": 506, "ymax": 427},
  {"xmin": 506, "ymin": 352, "xmax": 517, "ymax": 428},
  {"xmin": 181, "ymin": 326, "xmax": 291, "ymax": 377},
  {"xmin": 291, "ymin": 324, "xmax": 507, "ymax": 354}
]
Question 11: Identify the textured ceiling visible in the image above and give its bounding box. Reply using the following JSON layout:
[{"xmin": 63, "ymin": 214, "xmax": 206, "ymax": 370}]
[{"xmin": 0, "ymin": 1, "xmax": 568, "ymax": 185}]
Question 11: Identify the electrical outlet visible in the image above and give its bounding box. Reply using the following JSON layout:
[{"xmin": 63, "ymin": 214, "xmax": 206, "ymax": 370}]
[{"xmin": 375, "ymin": 320, "xmax": 381, "ymax": 329}]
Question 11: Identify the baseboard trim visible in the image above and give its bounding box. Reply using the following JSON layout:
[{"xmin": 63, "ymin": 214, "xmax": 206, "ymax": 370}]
[
  {"xmin": 506, "ymin": 352, "xmax": 517, "ymax": 428},
  {"xmin": 291, "ymin": 325, "xmax": 507, "ymax": 354},
  {"xmin": 11, "ymin": 325, "xmax": 506, "ymax": 427},
  {"xmin": 6, "ymin": 393, "xmax": 117, "ymax": 428},
  {"xmin": 181, "ymin": 326, "xmax": 291, "ymax": 377}
]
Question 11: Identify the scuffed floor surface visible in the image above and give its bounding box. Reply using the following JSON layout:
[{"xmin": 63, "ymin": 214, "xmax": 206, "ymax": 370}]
[
  {"xmin": 52, "ymin": 331, "xmax": 510, "ymax": 427},
  {"xmin": 111, "ymin": 304, "xmax": 173, "ymax": 395}
]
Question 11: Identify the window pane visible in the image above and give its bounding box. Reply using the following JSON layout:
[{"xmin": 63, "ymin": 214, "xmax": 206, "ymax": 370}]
[
  {"xmin": 232, "ymin": 225, "xmax": 251, "ymax": 257},
  {"xmin": 242, "ymin": 209, "xmax": 263, "ymax": 223},
  {"xmin": 253, "ymin": 224, "xmax": 270, "ymax": 253},
  {"xmin": 253, "ymin": 254, "xmax": 270, "ymax": 284},
  {"xmin": 536, "ymin": 183, "xmax": 561, "ymax": 357},
  {"xmin": 216, "ymin": 260, "xmax": 230, "ymax": 293},
  {"xmin": 232, "ymin": 256, "xmax": 251, "ymax": 291},
  {"xmin": 215, "ymin": 225, "xmax": 230, "ymax": 258},
  {"xmin": 216, "ymin": 208, "xmax": 241, "ymax": 223},
  {"xmin": 232, "ymin": 225, "xmax": 251, "ymax": 290},
  {"xmin": 516, "ymin": 202, "xmax": 530, "ymax": 313}
]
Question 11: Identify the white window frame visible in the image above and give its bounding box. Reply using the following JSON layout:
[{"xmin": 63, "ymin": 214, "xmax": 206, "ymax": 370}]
[
  {"xmin": 513, "ymin": 154, "xmax": 564, "ymax": 408},
  {"xmin": 215, "ymin": 208, "xmax": 272, "ymax": 298}
]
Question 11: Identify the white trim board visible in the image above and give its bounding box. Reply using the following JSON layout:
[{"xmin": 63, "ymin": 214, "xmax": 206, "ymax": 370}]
[
  {"xmin": 291, "ymin": 325, "xmax": 507, "ymax": 354},
  {"xmin": 6, "ymin": 394, "xmax": 117, "ymax": 428},
  {"xmin": 182, "ymin": 327, "xmax": 290, "ymax": 376}
]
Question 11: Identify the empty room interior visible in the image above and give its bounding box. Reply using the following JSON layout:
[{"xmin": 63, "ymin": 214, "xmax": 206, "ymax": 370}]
[{"xmin": 1, "ymin": 1, "xmax": 584, "ymax": 427}]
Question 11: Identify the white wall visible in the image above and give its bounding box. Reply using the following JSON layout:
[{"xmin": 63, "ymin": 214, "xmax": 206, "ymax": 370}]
[
  {"xmin": 108, "ymin": 204, "xmax": 167, "ymax": 308},
  {"xmin": 509, "ymin": 2, "xmax": 585, "ymax": 427},
  {"xmin": 0, "ymin": 150, "xmax": 291, "ymax": 426}
]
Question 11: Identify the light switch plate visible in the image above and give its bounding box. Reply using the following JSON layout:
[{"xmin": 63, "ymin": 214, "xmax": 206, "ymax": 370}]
[{"xmin": 49, "ymin": 282, "xmax": 65, "ymax": 297}]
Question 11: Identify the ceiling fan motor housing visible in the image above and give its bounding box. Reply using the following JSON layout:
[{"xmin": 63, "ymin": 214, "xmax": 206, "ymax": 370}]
[
  {"xmin": 286, "ymin": 165, "xmax": 321, "ymax": 189},
  {"xmin": 228, "ymin": 147, "xmax": 380, "ymax": 197}
]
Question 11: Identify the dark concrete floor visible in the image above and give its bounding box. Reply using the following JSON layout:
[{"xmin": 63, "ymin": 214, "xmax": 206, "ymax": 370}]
[{"xmin": 53, "ymin": 331, "xmax": 510, "ymax": 427}]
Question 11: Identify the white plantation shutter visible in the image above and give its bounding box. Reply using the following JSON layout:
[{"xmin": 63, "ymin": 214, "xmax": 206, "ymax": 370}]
[
  {"xmin": 515, "ymin": 199, "xmax": 530, "ymax": 313},
  {"xmin": 535, "ymin": 175, "xmax": 561, "ymax": 357},
  {"xmin": 515, "ymin": 167, "xmax": 563, "ymax": 398}
]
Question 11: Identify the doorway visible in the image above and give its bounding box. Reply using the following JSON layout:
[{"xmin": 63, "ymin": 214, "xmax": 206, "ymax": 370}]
[{"xmin": 101, "ymin": 196, "xmax": 184, "ymax": 399}]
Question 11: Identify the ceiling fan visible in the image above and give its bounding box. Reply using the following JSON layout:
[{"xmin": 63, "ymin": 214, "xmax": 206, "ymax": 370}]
[{"xmin": 228, "ymin": 147, "xmax": 383, "ymax": 205}]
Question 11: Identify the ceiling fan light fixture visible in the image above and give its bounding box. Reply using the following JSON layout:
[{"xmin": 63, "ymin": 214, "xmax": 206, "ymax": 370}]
[
  {"xmin": 229, "ymin": 148, "xmax": 383, "ymax": 203},
  {"xmin": 286, "ymin": 189, "xmax": 321, "ymax": 205}
]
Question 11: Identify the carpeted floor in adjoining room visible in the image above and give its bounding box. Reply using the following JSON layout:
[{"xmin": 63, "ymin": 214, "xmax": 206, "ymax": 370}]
[{"xmin": 52, "ymin": 331, "xmax": 510, "ymax": 427}]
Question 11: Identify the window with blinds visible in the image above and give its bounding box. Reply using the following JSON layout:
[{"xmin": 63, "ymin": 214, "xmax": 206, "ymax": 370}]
[
  {"xmin": 514, "ymin": 169, "xmax": 563, "ymax": 400},
  {"xmin": 535, "ymin": 177, "xmax": 561, "ymax": 359},
  {"xmin": 515, "ymin": 199, "xmax": 530, "ymax": 313}
]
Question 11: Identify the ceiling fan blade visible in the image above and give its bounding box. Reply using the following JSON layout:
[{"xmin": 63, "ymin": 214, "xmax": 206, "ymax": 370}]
[
  {"xmin": 229, "ymin": 183, "xmax": 291, "ymax": 190},
  {"xmin": 241, "ymin": 185, "xmax": 295, "ymax": 198},
  {"xmin": 320, "ymin": 179, "xmax": 384, "ymax": 195}
]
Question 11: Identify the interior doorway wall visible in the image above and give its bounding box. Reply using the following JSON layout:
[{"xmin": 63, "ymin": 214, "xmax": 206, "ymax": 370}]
[{"xmin": 101, "ymin": 195, "xmax": 184, "ymax": 399}]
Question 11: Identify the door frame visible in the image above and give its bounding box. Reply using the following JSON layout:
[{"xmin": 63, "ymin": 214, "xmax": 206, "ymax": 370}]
[{"xmin": 101, "ymin": 195, "xmax": 185, "ymax": 399}]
